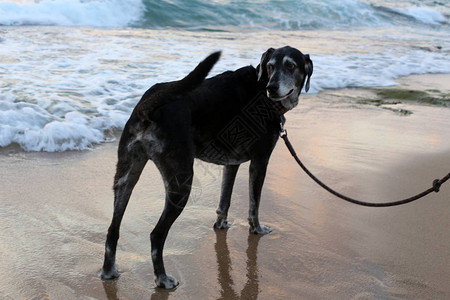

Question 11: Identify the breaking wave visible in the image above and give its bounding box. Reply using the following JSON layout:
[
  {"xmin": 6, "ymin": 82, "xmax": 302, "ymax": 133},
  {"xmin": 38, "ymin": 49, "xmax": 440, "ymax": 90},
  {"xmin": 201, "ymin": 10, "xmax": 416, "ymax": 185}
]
[{"xmin": 0, "ymin": 0, "xmax": 447, "ymax": 29}]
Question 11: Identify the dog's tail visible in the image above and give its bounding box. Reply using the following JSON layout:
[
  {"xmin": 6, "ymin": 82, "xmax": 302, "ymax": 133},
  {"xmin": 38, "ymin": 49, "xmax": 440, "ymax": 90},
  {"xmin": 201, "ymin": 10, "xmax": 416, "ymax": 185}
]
[
  {"xmin": 137, "ymin": 51, "xmax": 221, "ymax": 122},
  {"xmin": 175, "ymin": 51, "xmax": 221, "ymax": 94}
]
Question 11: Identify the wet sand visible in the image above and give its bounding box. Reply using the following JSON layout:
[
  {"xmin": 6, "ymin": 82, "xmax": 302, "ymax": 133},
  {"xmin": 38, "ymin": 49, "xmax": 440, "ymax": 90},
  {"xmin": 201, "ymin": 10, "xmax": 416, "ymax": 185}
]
[{"xmin": 1, "ymin": 74, "xmax": 449, "ymax": 299}]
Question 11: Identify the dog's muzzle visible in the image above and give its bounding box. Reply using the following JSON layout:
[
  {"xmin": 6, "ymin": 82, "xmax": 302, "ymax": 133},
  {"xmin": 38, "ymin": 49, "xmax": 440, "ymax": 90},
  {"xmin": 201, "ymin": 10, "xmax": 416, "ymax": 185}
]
[{"xmin": 267, "ymin": 89, "xmax": 293, "ymax": 101}]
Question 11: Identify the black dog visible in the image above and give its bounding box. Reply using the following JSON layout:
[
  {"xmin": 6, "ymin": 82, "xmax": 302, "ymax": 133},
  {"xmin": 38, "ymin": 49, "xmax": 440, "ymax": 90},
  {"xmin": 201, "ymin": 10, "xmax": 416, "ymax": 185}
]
[{"xmin": 102, "ymin": 46, "xmax": 313, "ymax": 289}]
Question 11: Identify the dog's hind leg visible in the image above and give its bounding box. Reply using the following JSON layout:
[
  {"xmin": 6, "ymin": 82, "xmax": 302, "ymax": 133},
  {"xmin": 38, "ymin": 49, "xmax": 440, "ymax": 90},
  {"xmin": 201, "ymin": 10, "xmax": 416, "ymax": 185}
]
[
  {"xmin": 102, "ymin": 149, "xmax": 147, "ymax": 280},
  {"xmin": 214, "ymin": 164, "xmax": 240, "ymax": 229},
  {"xmin": 151, "ymin": 159, "xmax": 194, "ymax": 289},
  {"xmin": 248, "ymin": 159, "xmax": 271, "ymax": 235}
]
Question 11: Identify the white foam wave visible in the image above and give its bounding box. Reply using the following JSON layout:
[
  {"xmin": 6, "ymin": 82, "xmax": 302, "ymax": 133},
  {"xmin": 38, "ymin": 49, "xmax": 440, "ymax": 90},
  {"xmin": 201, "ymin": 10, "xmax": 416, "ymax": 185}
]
[
  {"xmin": 0, "ymin": 0, "xmax": 144, "ymax": 27},
  {"xmin": 1, "ymin": 26, "xmax": 449, "ymax": 152},
  {"xmin": 0, "ymin": 98, "xmax": 128, "ymax": 151},
  {"xmin": 311, "ymin": 50, "xmax": 450, "ymax": 93},
  {"xmin": 393, "ymin": 6, "xmax": 447, "ymax": 25}
]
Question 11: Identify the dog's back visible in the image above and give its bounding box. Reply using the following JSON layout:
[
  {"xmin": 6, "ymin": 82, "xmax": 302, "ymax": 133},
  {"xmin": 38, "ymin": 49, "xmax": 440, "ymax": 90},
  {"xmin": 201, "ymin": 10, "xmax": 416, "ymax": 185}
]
[{"xmin": 135, "ymin": 51, "xmax": 221, "ymax": 122}]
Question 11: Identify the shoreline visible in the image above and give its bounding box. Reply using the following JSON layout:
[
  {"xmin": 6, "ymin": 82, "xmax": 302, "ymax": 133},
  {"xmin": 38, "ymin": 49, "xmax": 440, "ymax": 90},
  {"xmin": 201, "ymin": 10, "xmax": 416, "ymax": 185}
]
[
  {"xmin": 1, "ymin": 73, "xmax": 449, "ymax": 299},
  {"xmin": 1, "ymin": 73, "xmax": 449, "ymax": 156}
]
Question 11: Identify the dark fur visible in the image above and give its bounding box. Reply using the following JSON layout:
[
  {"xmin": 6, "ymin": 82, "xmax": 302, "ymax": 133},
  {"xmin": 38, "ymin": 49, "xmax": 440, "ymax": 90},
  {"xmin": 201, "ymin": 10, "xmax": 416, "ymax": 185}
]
[{"xmin": 102, "ymin": 46, "xmax": 313, "ymax": 288}]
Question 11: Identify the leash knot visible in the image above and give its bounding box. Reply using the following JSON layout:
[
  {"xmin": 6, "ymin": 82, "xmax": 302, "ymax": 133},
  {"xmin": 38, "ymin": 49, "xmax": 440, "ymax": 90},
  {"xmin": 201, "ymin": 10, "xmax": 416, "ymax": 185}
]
[{"xmin": 433, "ymin": 179, "xmax": 441, "ymax": 193}]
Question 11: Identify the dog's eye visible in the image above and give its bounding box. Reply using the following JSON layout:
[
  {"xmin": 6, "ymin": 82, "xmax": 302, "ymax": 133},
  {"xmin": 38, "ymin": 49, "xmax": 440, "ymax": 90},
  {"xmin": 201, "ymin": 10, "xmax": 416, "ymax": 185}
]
[
  {"xmin": 286, "ymin": 62, "xmax": 295, "ymax": 71},
  {"xmin": 267, "ymin": 64, "xmax": 273, "ymax": 74}
]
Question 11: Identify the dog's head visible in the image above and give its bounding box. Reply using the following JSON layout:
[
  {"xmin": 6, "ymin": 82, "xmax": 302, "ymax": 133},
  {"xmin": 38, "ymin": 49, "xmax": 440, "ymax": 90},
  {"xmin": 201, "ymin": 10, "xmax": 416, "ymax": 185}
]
[{"xmin": 257, "ymin": 46, "xmax": 313, "ymax": 111}]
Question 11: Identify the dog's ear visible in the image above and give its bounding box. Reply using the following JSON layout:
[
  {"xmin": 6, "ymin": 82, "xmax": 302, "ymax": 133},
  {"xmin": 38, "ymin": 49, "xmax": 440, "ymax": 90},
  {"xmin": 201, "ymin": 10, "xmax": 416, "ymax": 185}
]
[
  {"xmin": 257, "ymin": 48, "xmax": 275, "ymax": 83},
  {"xmin": 304, "ymin": 54, "xmax": 313, "ymax": 93}
]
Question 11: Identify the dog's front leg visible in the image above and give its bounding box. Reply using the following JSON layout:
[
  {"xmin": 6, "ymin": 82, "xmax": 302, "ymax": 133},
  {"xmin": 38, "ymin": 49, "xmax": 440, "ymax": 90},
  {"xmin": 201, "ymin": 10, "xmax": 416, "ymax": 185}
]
[
  {"xmin": 248, "ymin": 160, "xmax": 271, "ymax": 234},
  {"xmin": 214, "ymin": 164, "xmax": 240, "ymax": 229}
]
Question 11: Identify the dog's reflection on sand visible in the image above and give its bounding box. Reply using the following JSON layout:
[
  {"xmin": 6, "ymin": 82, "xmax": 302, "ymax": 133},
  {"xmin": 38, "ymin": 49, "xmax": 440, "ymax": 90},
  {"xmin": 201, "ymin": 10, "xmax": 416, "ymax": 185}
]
[
  {"xmin": 215, "ymin": 229, "xmax": 261, "ymax": 300},
  {"xmin": 102, "ymin": 278, "xmax": 120, "ymax": 300},
  {"xmin": 103, "ymin": 230, "xmax": 262, "ymax": 300}
]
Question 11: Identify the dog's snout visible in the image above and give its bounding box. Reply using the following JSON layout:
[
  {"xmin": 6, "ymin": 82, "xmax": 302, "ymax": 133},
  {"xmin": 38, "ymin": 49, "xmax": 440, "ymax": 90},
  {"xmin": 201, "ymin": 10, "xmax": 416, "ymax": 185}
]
[{"xmin": 266, "ymin": 83, "xmax": 279, "ymax": 95}]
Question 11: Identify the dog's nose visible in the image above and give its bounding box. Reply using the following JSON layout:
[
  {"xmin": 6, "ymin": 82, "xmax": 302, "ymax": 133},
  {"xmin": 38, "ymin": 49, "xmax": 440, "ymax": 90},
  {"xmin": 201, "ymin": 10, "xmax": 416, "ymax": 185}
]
[{"xmin": 266, "ymin": 83, "xmax": 279, "ymax": 96}]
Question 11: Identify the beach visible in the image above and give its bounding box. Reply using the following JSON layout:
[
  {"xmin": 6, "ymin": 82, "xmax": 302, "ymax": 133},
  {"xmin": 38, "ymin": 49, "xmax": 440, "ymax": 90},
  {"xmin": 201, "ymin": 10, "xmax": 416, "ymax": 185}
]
[{"xmin": 1, "ymin": 74, "xmax": 449, "ymax": 299}]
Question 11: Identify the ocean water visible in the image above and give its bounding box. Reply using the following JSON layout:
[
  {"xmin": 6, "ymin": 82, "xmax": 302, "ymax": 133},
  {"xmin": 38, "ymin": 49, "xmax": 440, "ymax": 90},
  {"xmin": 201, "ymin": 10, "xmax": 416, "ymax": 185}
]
[{"xmin": 0, "ymin": 0, "xmax": 449, "ymax": 151}]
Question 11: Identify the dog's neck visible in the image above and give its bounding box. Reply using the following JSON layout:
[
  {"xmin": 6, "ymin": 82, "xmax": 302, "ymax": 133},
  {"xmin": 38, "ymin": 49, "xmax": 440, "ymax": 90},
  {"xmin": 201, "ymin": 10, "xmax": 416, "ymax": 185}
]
[
  {"xmin": 272, "ymin": 101, "xmax": 289, "ymax": 115},
  {"xmin": 271, "ymin": 96, "xmax": 299, "ymax": 115},
  {"xmin": 280, "ymin": 97, "xmax": 299, "ymax": 112},
  {"xmin": 256, "ymin": 91, "xmax": 289, "ymax": 115}
]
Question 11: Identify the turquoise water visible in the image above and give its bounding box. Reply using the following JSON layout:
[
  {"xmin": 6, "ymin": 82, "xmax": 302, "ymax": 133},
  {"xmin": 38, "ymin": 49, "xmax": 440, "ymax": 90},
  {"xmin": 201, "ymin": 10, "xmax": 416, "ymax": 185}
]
[{"xmin": 2, "ymin": 0, "xmax": 449, "ymax": 29}]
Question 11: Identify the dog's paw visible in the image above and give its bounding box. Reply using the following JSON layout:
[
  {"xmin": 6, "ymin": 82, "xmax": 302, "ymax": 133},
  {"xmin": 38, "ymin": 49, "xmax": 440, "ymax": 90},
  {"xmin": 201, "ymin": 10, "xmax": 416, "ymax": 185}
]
[
  {"xmin": 101, "ymin": 266, "xmax": 120, "ymax": 280},
  {"xmin": 155, "ymin": 274, "xmax": 179, "ymax": 289},
  {"xmin": 214, "ymin": 218, "xmax": 231, "ymax": 230},
  {"xmin": 249, "ymin": 224, "xmax": 271, "ymax": 235}
]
